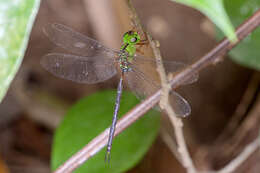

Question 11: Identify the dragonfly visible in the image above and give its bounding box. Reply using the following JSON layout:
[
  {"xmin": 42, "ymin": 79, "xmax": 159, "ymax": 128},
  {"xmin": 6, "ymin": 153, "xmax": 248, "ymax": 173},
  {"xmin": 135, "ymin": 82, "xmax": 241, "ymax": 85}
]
[{"xmin": 41, "ymin": 23, "xmax": 197, "ymax": 162}]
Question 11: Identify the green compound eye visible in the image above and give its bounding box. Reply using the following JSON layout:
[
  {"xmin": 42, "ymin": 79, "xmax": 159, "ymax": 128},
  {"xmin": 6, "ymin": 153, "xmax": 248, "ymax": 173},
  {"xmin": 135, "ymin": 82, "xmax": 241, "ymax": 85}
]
[
  {"xmin": 130, "ymin": 37, "xmax": 137, "ymax": 43},
  {"xmin": 123, "ymin": 31, "xmax": 140, "ymax": 45}
]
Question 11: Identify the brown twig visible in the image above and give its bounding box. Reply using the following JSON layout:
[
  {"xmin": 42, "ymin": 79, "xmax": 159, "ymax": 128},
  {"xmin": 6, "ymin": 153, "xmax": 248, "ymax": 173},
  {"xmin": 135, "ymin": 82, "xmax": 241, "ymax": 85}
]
[
  {"xmin": 54, "ymin": 7, "xmax": 260, "ymax": 173},
  {"xmin": 200, "ymin": 137, "xmax": 260, "ymax": 173},
  {"xmin": 214, "ymin": 73, "xmax": 260, "ymax": 143},
  {"xmin": 159, "ymin": 127, "xmax": 182, "ymax": 163},
  {"xmin": 198, "ymin": 91, "xmax": 260, "ymax": 172},
  {"xmin": 216, "ymin": 127, "xmax": 260, "ymax": 173},
  {"xmin": 147, "ymin": 28, "xmax": 197, "ymax": 172},
  {"xmin": 126, "ymin": 0, "xmax": 146, "ymax": 38}
]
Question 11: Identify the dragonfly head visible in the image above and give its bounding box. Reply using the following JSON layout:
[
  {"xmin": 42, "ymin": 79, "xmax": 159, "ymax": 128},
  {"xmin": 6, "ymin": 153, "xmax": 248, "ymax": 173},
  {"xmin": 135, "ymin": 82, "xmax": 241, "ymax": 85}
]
[{"xmin": 123, "ymin": 31, "xmax": 140, "ymax": 45}]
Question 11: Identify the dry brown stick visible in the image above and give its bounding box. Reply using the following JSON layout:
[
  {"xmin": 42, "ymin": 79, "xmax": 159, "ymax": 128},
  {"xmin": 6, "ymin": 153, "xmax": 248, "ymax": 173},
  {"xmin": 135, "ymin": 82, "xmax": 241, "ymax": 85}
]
[
  {"xmin": 201, "ymin": 137, "xmax": 260, "ymax": 173},
  {"xmin": 147, "ymin": 35, "xmax": 197, "ymax": 173},
  {"xmin": 216, "ymin": 122, "xmax": 260, "ymax": 172},
  {"xmin": 150, "ymin": 36, "xmax": 197, "ymax": 172},
  {"xmin": 200, "ymin": 92, "xmax": 260, "ymax": 172},
  {"xmin": 54, "ymin": 8, "xmax": 260, "ymax": 173},
  {"xmin": 169, "ymin": 11, "xmax": 260, "ymax": 89},
  {"xmin": 159, "ymin": 127, "xmax": 182, "ymax": 163},
  {"xmin": 198, "ymin": 93, "xmax": 260, "ymax": 173},
  {"xmin": 214, "ymin": 73, "xmax": 260, "ymax": 143},
  {"xmin": 129, "ymin": 1, "xmax": 195, "ymax": 171},
  {"xmin": 126, "ymin": 0, "xmax": 146, "ymax": 38}
]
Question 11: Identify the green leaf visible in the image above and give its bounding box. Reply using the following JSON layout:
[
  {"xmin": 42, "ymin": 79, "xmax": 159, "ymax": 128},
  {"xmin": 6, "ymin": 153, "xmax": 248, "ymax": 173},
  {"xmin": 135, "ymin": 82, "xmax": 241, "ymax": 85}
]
[
  {"xmin": 170, "ymin": 0, "xmax": 237, "ymax": 42},
  {"xmin": 52, "ymin": 90, "xmax": 160, "ymax": 173},
  {"xmin": 217, "ymin": 0, "xmax": 260, "ymax": 70},
  {"xmin": 0, "ymin": 0, "xmax": 40, "ymax": 102}
]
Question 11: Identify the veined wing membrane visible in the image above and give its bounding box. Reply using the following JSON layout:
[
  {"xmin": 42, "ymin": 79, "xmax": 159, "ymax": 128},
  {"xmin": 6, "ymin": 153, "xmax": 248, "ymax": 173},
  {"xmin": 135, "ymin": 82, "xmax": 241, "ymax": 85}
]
[
  {"xmin": 125, "ymin": 64, "xmax": 191, "ymax": 117},
  {"xmin": 44, "ymin": 23, "xmax": 119, "ymax": 58},
  {"xmin": 41, "ymin": 53, "xmax": 117, "ymax": 84},
  {"xmin": 132, "ymin": 54, "xmax": 198, "ymax": 85}
]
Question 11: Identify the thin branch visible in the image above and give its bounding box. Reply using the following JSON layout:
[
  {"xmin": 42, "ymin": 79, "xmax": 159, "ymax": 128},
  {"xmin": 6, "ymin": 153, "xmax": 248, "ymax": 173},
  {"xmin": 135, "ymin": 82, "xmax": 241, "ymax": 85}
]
[
  {"xmin": 201, "ymin": 137, "xmax": 260, "ymax": 173},
  {"xmin": 159, "ymin": 128, "xmax": 182, "ymax": 163},
  {"xmin": 147, "ymin": 34, "xmax": 197, "ymax": 173},
  {"xmin": 165, "ymin": 107, "xmax": 196, "ymax": 173},
  {"xmin": 214, "ymin": 73, "xmax": 260, "ymax": 143},
  {"xmin": 168, "ymin": 9, "xmax": 260, "ymax": 89},
  {"xmin": 217, "ymin": 137, "xmax": 260, "ymax": 173},
  {"xmin": 126, "ymin": 0, "xmax": 146, "ymax": 37},
  {"xmin": 54, "ymin": 8, "xmax": 260, "ymax": 173},
  {"xmin": 199, "ymin": 90, "xmax": 260, "ymax": 173}
]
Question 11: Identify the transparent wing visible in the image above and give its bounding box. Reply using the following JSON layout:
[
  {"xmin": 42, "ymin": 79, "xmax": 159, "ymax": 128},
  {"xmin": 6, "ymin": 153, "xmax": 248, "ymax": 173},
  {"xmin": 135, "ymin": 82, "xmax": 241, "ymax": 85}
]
[
  {"xmin": 41, "ymin": 53, "xmax": 117, "ymax": 84},
  {"xmin": 132, "ymin": 54, "xmax": 198, "ymax": 85},
  {"xmin": 125, "ymin": 64, "xmax": 191, "ymax": 117},
  {"xmin": 43, "ymin": 23, "xmax": 120, "ymax": 58}
]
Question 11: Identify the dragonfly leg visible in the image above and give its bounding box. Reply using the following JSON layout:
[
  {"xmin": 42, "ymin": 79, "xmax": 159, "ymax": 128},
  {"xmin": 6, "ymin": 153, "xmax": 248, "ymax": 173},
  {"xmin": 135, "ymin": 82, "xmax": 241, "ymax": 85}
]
[
  {"xmin": 136, "ymin": 40, "xmax": 148, "ymax": 46},
  {"xmin": 137, "ymin": 31, "xmax": 149, "ymax": 45},
  {"xmin": 136, "ymin": 41, "xmax": 149, "ymax": 55},
  {"xmin": 135, "ymin": 32, "xmax": 149, "ymax": 55},
  {"xmin": 136, "ymin": 47, "xmax": 145, "ymax": 55},
  {"xmin": 105, "ymin": 77, "xmax": 124, "ymax": 163}
]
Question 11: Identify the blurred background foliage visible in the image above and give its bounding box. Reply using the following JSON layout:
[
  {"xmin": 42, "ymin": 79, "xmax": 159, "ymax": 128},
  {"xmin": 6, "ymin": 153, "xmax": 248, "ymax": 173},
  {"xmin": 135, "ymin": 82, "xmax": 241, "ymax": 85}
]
[
  {"xmin": 0, "ymin": 0, "xmax": 40, "ymax": 103},
  {"xmin": 219, "ymin": 0, "xmax": 260, "ymax": 70},
  {"xmin": 0, "ymin": 0, "xmax": 259, "ymax": 173}
]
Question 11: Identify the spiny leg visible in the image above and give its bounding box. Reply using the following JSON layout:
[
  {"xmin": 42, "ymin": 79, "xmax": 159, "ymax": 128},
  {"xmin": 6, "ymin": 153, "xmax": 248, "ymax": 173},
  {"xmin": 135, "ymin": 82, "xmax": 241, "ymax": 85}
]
[
  {"xmin": 105, "ymin": 76, "xmax": 124, "ymax": 162},
  {"xmin": 136, "ymin": 31, "xmax": 149, "ymax": 55}
]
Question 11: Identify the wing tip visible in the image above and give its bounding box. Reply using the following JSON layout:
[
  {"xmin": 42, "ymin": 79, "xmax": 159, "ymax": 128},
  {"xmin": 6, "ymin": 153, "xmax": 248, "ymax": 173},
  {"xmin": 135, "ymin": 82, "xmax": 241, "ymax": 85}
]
[
  {"xmin": 40, "ymin": 54, "xmax": 50, "ymax": 70},
  {"xmin": 40, "ymin": 53, "xmax": 59, "ymax": 70},
  {"xmin": 43, "ymin": 23, "xmax": 63, "ymax": 38}
]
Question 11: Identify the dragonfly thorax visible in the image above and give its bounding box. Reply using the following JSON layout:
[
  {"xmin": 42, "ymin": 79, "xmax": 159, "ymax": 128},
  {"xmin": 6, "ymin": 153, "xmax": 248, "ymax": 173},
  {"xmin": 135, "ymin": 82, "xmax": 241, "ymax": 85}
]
[{"xmin": 118, "ymin": 50, "xmax": 132, "ymax": 73}]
